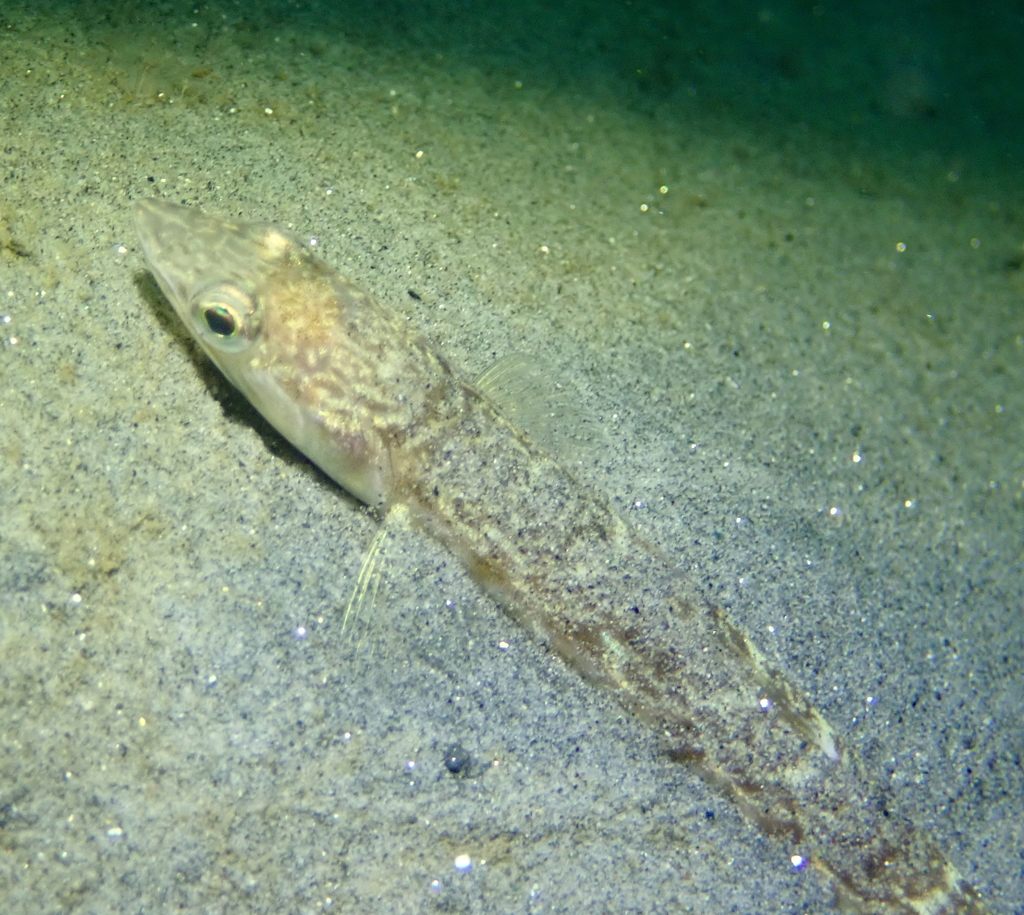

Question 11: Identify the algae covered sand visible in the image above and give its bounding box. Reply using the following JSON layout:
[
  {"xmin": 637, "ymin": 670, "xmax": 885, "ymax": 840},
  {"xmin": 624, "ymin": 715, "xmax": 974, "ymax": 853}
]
[{"xmin": 1, "ymin": 1, "xmax": 1022, "ymax": 912}]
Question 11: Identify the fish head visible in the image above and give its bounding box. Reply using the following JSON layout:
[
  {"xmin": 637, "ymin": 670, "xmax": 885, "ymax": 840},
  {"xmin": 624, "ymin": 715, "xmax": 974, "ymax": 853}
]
[{"xmin": 134, "ymin": 197, "xmax": 400, "ymax": 508}]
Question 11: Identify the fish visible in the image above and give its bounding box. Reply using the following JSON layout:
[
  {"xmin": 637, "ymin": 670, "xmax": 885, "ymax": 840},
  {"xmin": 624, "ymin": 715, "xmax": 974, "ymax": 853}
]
[{"xmin": 133, "ymin": 197, "xmax": 991, "ymax": 915}]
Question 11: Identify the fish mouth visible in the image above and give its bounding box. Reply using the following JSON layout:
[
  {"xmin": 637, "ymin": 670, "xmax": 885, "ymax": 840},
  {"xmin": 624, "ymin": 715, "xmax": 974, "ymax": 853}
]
[{"xmin": 134, "ymin": 198, "xmax": 198, "ymax": 311}]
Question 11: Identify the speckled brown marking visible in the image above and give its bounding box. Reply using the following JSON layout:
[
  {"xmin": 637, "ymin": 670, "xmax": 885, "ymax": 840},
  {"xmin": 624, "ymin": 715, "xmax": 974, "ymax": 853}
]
[{"xmin": 135, "ymin": 198, "xmax": 992, "ymax": 915}]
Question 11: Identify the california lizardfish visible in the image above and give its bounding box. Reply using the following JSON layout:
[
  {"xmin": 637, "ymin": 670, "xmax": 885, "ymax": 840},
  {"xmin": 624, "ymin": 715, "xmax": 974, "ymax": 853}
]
[{"xmin": 134, "ymin": 197, "xmax": 990, "ymax": 915}]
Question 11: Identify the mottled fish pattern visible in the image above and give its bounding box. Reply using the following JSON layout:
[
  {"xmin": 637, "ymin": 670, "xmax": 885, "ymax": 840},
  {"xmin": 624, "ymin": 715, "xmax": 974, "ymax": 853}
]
[{"xmin": 134, "ymin": 197, "xmax": 990, "ymax": 915}]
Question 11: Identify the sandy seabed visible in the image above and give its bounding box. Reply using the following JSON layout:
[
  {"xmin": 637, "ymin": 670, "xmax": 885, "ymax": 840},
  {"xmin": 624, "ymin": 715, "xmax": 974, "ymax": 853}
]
[{"xmin": 1, "ymin": 2, "xmax": 1022, "ymax": 913}]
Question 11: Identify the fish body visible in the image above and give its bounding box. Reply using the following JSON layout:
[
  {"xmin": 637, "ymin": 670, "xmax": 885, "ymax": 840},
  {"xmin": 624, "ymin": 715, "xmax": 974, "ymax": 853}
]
[{"xmin": 134, "ymin": 198, "xmax": 990, "ymax": 915}]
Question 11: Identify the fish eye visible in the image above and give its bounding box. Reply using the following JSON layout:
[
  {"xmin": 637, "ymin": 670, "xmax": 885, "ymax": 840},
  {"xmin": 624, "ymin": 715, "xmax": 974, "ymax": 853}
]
[
  {"xmin": 190, "ymin": 281, "xmax": 261, "ymax": 352},
  {"xmin": 203, "ymin": 304, "xmax": 237, "ymax": 337}
]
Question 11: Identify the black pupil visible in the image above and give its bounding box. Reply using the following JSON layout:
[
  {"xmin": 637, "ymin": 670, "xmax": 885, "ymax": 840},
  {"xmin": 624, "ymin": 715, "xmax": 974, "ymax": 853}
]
[{"xmin": 205, "ymin": 306, "xmax": 236, "ymax": 336}]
